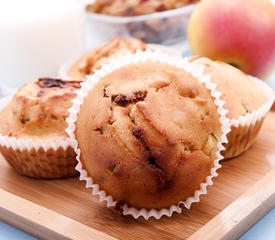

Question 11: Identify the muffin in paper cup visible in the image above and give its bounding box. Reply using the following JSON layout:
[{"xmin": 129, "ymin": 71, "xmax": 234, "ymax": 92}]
[
  {"xmin": 66, "ymin": 49, "xmax": 231, "ymax": 219},
  {"xmin": 58, "ymin": 37, "xmax": 181, "ymax": 81},
  {"xmin": 0, "ymin": 78, "xmax": 82, "ymax": 179},
  {"xmin": 65, "ymin": 37, "xmax": 147, "ymax": 81},
  {"xmin": 189, "ymin": 57, "xmax": 275, "ymax": 159},
  {"xmin": 223, "ymin": 77, "xmax": 274, "ymax": 159}
]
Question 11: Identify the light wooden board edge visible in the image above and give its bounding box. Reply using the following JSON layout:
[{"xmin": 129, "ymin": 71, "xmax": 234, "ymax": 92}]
[
  {"xmin": 188, "ymin": 169, "xmax": 275, "ymax": 240},
  {"xmin": 0, "ymin": 189, "xmax": 117, "ymax": 240},
  {"xmin": 1, "ymin": 170, "xmax": 275, "ymax": 240}
]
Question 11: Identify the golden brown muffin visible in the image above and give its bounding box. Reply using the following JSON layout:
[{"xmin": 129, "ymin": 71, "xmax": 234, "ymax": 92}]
[
  {"xmin": 0, "ymin": 78, "xmax": 82, "ymax": 178},
  {"xmin": 75, "ymin": 61, "xmax": 222, "ymax": 209},
  {"xmin": 88, "ymin": 0, "xmax": 199, "ymax": 16},
  {"xmin": 189, "ymin": 57, "xmax": 269, "ymax": 159},
  {"xmin": 68, "ymin": 37, "xmax": 147, "ymax": 80}
]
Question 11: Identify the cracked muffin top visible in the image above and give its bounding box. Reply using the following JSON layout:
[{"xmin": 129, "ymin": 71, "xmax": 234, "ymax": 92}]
[
  {"xmin": 189, "ymin": 57, "xmax": 267, "ymax": 120},
  {"xmin": 68, "ymin": 37, "xmax": 147, "ymax": 80},
  {"xmin": 87, "ymin": 0, "xmax": 199, "ymax": 16},
  {"xmin": 0, "ymin": 78, "xmax": 81, "ymax": 140},
  {"xmin": 75, "ymin": 61, "xmax": 222, "ymax": 209}
]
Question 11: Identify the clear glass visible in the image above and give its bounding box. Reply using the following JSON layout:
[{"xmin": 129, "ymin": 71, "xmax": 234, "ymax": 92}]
[{"xmin": 0, "ymin": 0, "xmax": 86, "ymax": 91}]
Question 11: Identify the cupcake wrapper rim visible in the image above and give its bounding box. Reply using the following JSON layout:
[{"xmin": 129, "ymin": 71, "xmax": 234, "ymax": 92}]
[{"xmin": 65, "ymin": 49, "xmax": 231, "ymax": 220}]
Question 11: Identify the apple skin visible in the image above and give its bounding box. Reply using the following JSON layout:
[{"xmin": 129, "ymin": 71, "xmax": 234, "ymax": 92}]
[{"xmin": 188, "ymin": 0, "xmax": 275, "ymax": 79}]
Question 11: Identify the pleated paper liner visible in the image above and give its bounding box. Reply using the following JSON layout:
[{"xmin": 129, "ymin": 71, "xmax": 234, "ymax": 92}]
[
  {"xmin": 222, "ymin": 76, "xmax": 275, "ymax": 159},
  {"xmin": 65, "ymin": 49, "xmax": 231, "ymax": 220},
  {"xmin": 0, "ymin": 135, "xmax": 77, "ymax": 179}
]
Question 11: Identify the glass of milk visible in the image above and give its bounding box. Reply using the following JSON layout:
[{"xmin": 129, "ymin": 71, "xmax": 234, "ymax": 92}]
[{"xmin": 0, "ymin": 0, "xmax": 85, "ymax": 91}]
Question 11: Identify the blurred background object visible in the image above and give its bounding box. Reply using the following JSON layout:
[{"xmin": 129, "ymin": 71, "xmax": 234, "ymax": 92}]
[
  {"xmin": 85, "ymin": 0, "xmax": 198, "ymax": 50},
  {"xmin": 188, "ymin": 0, "xmax": 275, "ymax": 80},
  {"xmin": 1, "ymin": 0, "xmax": 274, "ymax": 96},
  {"xmin": 0, "ymin": 0, "xmax": 85, "ymax": 93},
  {"xmin": 267, "ymin": 73, "xmax": 275, "ymax": 89}
]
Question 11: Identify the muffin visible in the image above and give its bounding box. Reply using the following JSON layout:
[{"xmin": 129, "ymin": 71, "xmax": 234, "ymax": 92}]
[
  {"xmin": 0, "ymin": 78, "xmax": 82, "ymax": 178},
  {"xmin": 88, "ymin": 0, "xmax": 199, "ymax": 16},
  {"xmin": 68, "ymin": 37, "xmax": 147, "ymax": 80},
  {"xmin": 66, "ymin": 51, "xmax": 230, "ymax": 217},
  {"xmin": 189, "ymin": 57, "xmax": 275, "ymax": 159}
]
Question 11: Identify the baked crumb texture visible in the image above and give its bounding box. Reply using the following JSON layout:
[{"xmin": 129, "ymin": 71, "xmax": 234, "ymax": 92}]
[
  {"xmin": 88, "ymin": 0, "xmax": 199, "ymax": 16},
  {"xmin": 189, "ymin": 57, "xmax": 267, "ymax": 119},
  {"xmin": 0, "ymin": 78, "xmax": 81, "ymax": 140},
  {"xmin": 76, "ymin": 62, "xmax": 222, "ymax": 209},
  {"xmin": 68, "ymin": 37, "xmax": 147, "ymax": 80}
]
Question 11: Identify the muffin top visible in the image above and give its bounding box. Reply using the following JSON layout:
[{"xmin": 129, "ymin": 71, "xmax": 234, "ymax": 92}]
[
  {"xmin": 88, "ymin": 0, "xmax": 199, "ymax": 16},
  {"xmin": 190, "ymin": 57, "xmax": 267, "ymax": 119},
  {"xmin": 0, "ymin": 78, "xmax": 81, "ymax": 140},
  {"xmin": 75, "ymin": 61, "xmax": 222, "ymax": 209},
  {"xmin": 68, "ymin": 37, "xmax": 147, "ymax": 80}
]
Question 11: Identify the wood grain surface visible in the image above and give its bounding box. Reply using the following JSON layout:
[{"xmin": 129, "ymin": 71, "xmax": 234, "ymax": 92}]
[
  {"xmin": 0, "ymin": 112, "xmax": 275, "ymax": 240},
  {"xmin": 0, "ymin": 189, "xmax": 116, "ymax": 240},
  {"xmin": 189, "ymin": 169, "xmax": 275, "ymax": 240}
]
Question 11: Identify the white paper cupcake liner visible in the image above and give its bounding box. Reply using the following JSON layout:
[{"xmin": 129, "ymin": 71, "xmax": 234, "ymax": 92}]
[
  {"xmin": 0, "ymin": 134, "xmax": 73, "ymax": 152},
  {"xmin": 0, "ymin": 134, "xmax": 76, "ymax": 177},
  {"xmin": 65, "ymin": 49, "xmax": 231, "ymax": 220},
  {"xmin": 0, "ymin": 134, "xmax": 76, "ymax": 178}
]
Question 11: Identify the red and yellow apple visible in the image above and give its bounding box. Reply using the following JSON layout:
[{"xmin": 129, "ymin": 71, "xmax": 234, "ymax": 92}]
[{"xmin": 188, "ymin": 0, "xmax": 275, "ymax": 79}]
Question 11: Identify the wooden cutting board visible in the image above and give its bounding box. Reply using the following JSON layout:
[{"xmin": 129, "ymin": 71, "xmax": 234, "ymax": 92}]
[{"xmin": 0, "ymin": 112, "xmax": 275, "ymax": 240}]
